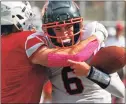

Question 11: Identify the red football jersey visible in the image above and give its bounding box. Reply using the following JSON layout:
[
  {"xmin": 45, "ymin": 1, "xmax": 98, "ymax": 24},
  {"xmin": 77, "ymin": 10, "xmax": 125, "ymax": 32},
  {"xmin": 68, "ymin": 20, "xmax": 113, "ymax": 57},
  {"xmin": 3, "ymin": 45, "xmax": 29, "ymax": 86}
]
[{"xmin": 1, "ymin": 31, "xmax": 48, "ymax": 103}]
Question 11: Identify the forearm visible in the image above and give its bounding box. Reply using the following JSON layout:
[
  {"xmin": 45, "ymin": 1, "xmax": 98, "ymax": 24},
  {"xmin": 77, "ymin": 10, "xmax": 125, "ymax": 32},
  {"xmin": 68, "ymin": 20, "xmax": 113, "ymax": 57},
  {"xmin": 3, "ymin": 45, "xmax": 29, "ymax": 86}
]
[
  {"xmin": 48, "ymin": 37, "xmax": 99, "ymax": 67},
  {"xmin": 87, "ymin": 67, "xmax": 125, "ymax": 98},
  {"xmin": 32, "ymin": 35, "xmax": 99, "ymax": 67}
]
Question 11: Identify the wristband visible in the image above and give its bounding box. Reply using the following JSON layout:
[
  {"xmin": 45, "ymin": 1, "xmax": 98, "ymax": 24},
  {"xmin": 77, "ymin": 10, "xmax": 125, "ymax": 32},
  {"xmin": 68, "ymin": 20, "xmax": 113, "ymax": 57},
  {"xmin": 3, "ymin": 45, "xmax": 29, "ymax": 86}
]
[{"xmin": 87, "ymin": 66, "xmax": 110, "ymax": 89}]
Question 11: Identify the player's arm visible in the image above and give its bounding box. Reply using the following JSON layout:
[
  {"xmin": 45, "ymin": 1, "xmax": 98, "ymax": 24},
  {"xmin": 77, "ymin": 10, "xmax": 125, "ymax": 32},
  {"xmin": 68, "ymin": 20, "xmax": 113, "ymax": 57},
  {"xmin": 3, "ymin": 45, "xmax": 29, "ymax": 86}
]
[
  {"xmin": 83, "ymin": 21, "xmax": 108, "ymax": 44},
  {"xmin": 27, "ymin": 22, "xmax": 108, "ymax": 68},
  {"xmin": 30, "ymin": 35, "xmax": 98, "ymax": 67},
  {"xmin": 31, "ymin": 22, "xmax": 108, "ymax": 67},
  {"xmin": 87, "ymin": 67, "xmax": 125, "ymax": 98},
  {"xmin": 68, "ymin": 60, "xmax": 125, "ymax": 98}
]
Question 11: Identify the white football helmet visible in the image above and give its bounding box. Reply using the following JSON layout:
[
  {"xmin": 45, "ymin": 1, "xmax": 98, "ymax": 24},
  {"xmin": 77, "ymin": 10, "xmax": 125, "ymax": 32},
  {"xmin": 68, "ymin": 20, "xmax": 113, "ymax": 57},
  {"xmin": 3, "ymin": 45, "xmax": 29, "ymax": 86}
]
[{"xmin": 1, "ymin": 1, "xmax": 34, "ymax": 30}]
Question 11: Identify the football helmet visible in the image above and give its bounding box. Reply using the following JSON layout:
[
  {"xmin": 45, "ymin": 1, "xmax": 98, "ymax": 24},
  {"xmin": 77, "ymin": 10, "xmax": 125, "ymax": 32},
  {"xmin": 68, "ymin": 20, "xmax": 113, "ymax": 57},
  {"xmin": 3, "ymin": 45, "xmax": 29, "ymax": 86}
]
[
  {"xmin": 42, "ymin": 1, "xmax": 83, "ymax": 47},
  {"xmin": 1, "ymin": 1, "xmax": 34, "ymax": 30}
]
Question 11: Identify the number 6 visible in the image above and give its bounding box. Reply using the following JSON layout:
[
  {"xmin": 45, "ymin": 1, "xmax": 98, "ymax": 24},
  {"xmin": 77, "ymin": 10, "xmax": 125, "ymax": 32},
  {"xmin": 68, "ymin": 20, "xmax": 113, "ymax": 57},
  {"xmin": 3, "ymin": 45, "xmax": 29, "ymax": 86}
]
[{"xmin": 61, "ymin": 67, "xmax": 84, "ymax": 95}]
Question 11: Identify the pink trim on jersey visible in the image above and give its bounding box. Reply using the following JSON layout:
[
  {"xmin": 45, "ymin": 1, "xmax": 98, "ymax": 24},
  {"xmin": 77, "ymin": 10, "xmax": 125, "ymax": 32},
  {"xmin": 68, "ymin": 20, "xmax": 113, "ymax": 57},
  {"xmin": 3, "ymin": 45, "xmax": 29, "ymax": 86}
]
[{"xmin": 48, "ymin": 39, "xmax": 99, "ymax": 67}]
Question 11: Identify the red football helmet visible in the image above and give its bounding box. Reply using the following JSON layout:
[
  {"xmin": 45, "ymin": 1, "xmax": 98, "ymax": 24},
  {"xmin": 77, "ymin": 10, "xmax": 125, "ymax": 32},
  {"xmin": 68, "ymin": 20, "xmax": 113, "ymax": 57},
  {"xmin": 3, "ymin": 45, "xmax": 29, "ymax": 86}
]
[
  {"xmin": 116, "ymin": 22, "xmax": 124, "ymax": 32},
  {"xmin": 42, "ymin": 1, "xmax": 83, "ymax": 47}
]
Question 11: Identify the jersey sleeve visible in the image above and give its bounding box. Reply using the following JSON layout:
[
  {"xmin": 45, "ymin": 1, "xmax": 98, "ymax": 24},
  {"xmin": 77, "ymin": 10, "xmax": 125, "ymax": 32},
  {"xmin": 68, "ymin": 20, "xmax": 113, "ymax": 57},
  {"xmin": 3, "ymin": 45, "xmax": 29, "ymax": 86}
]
[
  {"xmin": 25, "ymin": 32, "xmax": 48, "ymax": 59},
  {"xmin": 82, "ymin": 21, "xmax": 108, "ymax": 43},
  {"xmin": 81, "ymin": 21, "xmax": 107, "ymax": 55}
]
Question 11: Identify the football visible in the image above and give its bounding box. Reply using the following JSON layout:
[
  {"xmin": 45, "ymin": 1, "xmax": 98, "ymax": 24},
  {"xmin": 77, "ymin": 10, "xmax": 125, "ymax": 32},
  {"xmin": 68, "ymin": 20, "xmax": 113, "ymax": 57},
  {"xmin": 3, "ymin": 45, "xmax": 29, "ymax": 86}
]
[{"xmin": 90, "ymin": 46, "xmax": 126, "ymax": 74}]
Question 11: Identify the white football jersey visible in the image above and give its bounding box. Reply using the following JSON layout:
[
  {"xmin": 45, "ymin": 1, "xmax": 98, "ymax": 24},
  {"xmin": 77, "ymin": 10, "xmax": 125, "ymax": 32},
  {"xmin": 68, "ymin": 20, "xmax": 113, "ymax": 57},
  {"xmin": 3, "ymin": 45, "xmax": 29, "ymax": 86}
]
[
  {"xmin": 24, "ymin": 21, "xmax": 124, "ymax": 103},
  {"xmin": 46, "ymin": 21, "xmax": 112, "ymax": 103}
]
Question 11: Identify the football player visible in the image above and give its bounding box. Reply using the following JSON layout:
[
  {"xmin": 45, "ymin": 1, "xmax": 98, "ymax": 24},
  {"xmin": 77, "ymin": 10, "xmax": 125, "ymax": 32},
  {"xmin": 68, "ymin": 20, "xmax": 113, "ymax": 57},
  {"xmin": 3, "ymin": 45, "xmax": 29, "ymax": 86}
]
[
  {"xmin": 1, "ymin": 1, "xmax": 47, "ymax": 103},
  {"xmin": 40, "ymin": 1, "xmax": 125, "ymax": 103}
]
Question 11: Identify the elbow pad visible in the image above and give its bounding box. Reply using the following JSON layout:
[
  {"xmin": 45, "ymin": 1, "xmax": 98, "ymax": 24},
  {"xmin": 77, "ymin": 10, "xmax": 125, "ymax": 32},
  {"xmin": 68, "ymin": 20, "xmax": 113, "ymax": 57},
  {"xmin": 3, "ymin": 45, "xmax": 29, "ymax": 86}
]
[{"xmin": 48, "ymin": 39, "xmax": 99, "ymax": 67}]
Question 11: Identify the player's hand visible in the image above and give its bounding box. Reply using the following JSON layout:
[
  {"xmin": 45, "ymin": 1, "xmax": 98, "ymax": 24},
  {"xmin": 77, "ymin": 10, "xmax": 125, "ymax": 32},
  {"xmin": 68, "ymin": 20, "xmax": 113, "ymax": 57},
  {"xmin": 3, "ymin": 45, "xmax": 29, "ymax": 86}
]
[{"xmin": 67, "ymin": 59, "xmax": 91, "ymax": 76}]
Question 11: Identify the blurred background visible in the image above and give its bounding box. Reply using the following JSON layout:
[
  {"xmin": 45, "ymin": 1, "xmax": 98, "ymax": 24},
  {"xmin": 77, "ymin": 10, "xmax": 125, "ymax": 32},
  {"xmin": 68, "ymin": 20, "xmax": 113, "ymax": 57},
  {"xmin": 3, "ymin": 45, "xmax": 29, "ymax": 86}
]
[{"xmin": 29, "ymin": 1, "xmax": 125, "ymax": 31}]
